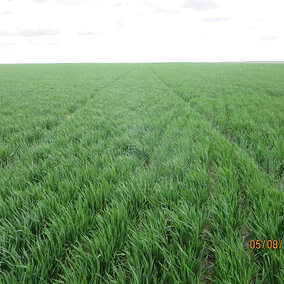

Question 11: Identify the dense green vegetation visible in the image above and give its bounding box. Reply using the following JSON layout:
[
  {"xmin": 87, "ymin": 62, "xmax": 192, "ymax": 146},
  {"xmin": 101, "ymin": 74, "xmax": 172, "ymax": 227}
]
[{"xmin": 0, "ymin": 63, "xmax": 283, "ymax": 283}]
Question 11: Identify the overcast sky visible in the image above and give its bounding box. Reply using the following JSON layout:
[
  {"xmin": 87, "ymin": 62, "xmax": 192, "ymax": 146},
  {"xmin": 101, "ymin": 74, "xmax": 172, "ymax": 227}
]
[{"xmin": 1, "ymin": 0, "xmax": 283, "ymax": 63}]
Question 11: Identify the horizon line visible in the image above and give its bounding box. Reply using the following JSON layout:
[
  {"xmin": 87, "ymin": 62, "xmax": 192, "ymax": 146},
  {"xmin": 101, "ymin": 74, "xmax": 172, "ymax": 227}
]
[{"xmin": 1, "ymin": 60, "xmax": 284, "ymax": 65}]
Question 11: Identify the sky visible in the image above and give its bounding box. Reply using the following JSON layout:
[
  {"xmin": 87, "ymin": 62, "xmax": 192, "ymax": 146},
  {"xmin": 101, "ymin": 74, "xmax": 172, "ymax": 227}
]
[{"xmin": 0, "ymin": 0, "xmax": 283, "ymax": 63}]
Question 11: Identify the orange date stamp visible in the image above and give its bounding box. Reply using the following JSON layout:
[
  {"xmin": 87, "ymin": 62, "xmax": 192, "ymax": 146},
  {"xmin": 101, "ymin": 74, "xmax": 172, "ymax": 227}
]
[{"xmin": 249, "ymin": 240, "xmax": 283, "ymax": 250}]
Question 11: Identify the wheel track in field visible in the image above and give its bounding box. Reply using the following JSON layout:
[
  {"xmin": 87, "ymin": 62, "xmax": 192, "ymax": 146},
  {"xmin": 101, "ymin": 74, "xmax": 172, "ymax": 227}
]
[
  {"xmin": 239, "ymin": 71, "xmax": 284, "ymax": 98},
  {"xmin": 1, "ymin": 67, "xmax": 137, "ymax": 214},
  {"xmin": 1, "ymin": 68, "xmax": 184, "ymax": 282},
  {"xmin": 54, "ymin": 96, "xmax": 189, "ymax": 282},
  {"xmin": 0, "ymin": 67, "xmax": 138, "ymax": 259},
  {"xmin": 200, "ymin": 161, "xmax": 216, "ymax": 283},
  {"xmin": 55, "ymin": 95, "xmax": 195, "ymax": 282},
  {"xmin": 103, "ymin": 118, "xmax": 203, "ymax": 282},
  {"xmin": 149, "ymin": 67, "xmax": 278, "ymax": 186},
  {"xmin": 42, "ymin": 68, "xmax": 135, "ymax": 131},
  {"xmin": 63, "ymin": 67, "xmax": 135, "ymax": 121},
  {"xmin": 149, "ymin": 67, "xmax": 218, "ymax": 282},
  {"xmin": 1, "ymin": 66, "xmax": 140, "ymax": 280},
  {"xmin": 153, "ymin": 68, "xmax": 282, "ymax": 186},
  {"xmin": 0, "ymin": 68, "xmax": 135, "ymax": 171},
  {"xmin": 53, "ymin": 69, "xmax": 215, "ymax": 281},
  {"xmin": 149, "ymin": 67, "xmax": 273, "ymax": 283}
]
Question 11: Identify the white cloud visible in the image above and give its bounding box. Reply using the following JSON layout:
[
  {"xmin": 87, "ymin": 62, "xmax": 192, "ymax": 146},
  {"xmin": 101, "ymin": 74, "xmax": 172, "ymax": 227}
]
[
  {"xmin": 143, "ymin": 1, "xmax": 182, "ymax": 14},
  {"xmin": 182, "ymin": 0, "xmax": 217, "ymax": 10},
  {"xmin": 77, "ymin": 31, "xmax": 101, "ymax": 36},
  {"xmin": 201, "ymin": 16, "xmax": 231, "ymax": 22},
  {"xmin": 0, "ymin": 28, "xmax": 60, "ymax": 37},
  {"xmin": 31, "ymin": 0, "xmax": 94, "ymax": 4},
  {"xmin": 0, "ymin": 31, "xmax": 14, "ymax": 36},
  {"xmin": 260, "ymin": 35, "xmax": 281, "ymax": 41},
  {"xmin": 0, "ymin": 0, "xmax": 283, "ymax": 63},
  {"xmin": 17, "ymin": 28, "xmax": 61, "ymax": 37}
]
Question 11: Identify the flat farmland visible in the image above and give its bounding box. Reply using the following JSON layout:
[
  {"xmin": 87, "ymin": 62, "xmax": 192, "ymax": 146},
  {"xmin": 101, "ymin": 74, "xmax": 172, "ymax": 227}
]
[{"xmin": 0, "ymin": 63, "xmax": 283, "ymax": 283}]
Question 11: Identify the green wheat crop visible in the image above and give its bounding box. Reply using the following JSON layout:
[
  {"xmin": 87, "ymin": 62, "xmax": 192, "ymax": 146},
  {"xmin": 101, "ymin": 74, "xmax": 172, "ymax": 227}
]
[{"xmin": 0, "ymin": 63, "xmax": 283, "ymax": 283}]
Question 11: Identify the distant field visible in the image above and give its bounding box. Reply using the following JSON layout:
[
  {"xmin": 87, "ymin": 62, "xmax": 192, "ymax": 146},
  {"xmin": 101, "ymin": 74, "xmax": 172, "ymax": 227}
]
[{"xmin": 0, "ymin": 63, "xmax": 283, "ymax": 283}]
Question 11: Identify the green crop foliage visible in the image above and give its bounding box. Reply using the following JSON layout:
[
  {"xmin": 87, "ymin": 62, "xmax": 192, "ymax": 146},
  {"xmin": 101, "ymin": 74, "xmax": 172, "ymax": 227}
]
[{"xmin": 0, "ymin": 63, "xmax": 283, "ymax": 283}]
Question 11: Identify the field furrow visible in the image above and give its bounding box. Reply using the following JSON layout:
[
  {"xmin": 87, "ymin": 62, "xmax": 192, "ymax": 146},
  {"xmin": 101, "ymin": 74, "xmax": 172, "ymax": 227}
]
[
  {"xmin": 150, "ymin": 65, "xmax": 284, "ymax": 282},
  {"xmin": 150, "ymin": 64, "xmax": 284, "ymax": 187}
]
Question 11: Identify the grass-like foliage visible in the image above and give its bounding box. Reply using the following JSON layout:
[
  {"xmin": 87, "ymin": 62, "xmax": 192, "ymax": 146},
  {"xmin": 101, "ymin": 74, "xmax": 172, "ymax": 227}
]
[{"xmin": 0, "ymin": 63, "xmax": 283, "ymax": 283}]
